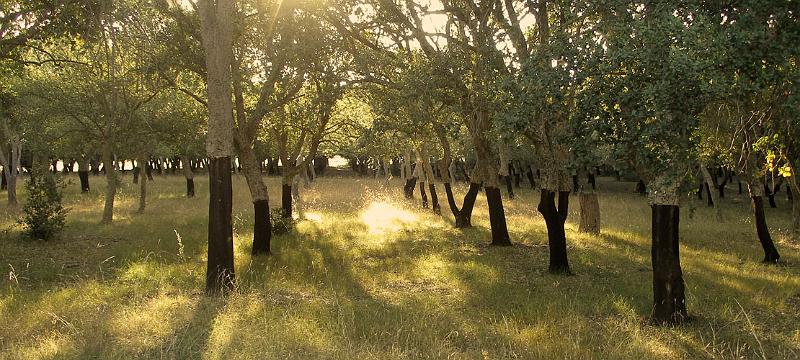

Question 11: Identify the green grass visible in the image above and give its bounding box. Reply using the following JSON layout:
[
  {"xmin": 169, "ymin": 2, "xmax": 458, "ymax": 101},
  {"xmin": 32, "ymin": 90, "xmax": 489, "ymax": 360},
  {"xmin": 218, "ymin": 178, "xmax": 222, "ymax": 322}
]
[{"xmin": 1, "ymin": 173, "xmax": 799, "ymax": 359}]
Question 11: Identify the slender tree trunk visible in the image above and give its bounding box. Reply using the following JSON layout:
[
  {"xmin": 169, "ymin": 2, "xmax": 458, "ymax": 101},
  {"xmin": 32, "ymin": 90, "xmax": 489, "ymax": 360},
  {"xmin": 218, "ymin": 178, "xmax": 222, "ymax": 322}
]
[
  {"xmin": 538, "ymin": 189, "xmax": 571, "ymax": 273},
  {"xmin": 748, "ymin": 181, "xmax": 780, "ymax": 263},
  {"xmin": 101, "ymin": 143, "xmax": 117, "ymax": 224},
  {"xmin": 699, "ymin": 165, "xmax": 721, "ymax": 220},
  {"xmin": 1, "ymin": 169, "xmax": 6, "ymax": 190},
  {"xmin": 0, "ymin": 139, "xmax": 21, "ymax": 206},
  {"xmin": 418, "ymin": 182, "xmax": 429, "ymax": 208},
  {"xmin": 185, "ymin": 165, "xmax": 195, "ymax": 198},
  {"xmin": 137, "ymin": 154, "xmax": 147, "ymax": 213},
  {"xmin": 650, "ymin": 203, "xmax": 687, "ymax": 324}
]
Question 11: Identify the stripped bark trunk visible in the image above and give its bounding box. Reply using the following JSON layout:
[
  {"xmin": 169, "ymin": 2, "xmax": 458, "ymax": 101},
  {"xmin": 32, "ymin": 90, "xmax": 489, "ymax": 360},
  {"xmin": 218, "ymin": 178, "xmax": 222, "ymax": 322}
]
[
  {"xmin": 648, "ymin": 176, "xmax": 687, "ymax": 325},
  {"xmin": 199, "ymin": 0, "xmax": 236, "ymax": 294},
  {"xmin": 235, "ymin": 141, "xmax": 272, "ymax": 255}
]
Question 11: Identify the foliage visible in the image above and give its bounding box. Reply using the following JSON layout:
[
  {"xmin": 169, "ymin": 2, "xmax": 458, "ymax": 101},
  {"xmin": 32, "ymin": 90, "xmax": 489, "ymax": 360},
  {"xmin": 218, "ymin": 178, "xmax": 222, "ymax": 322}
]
[{"xmin": 20, "ymin": 175, "xmax": 69, "ymax": 240}]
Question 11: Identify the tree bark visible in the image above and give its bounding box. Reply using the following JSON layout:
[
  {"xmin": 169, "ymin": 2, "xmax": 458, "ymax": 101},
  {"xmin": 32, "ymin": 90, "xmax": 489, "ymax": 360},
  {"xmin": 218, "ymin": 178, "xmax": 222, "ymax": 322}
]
[
  {"xmin": 578, "ymin": 191, "xmax": 600, "ymax": 234},
  {"xmin": 184, "ymin": 159, "xmax": 195, "ymax": 197},
  {"xmin": 78, "ymin": 158, "xmax": 90, "ymax": 193},
  {"xmin": 650, "ymin": 203, "xmax": 687, "ymax": 325},
  {"xmin": 0, "ymin": 137, "xmax": 21, "ymax": 206},
  {"xmin": 199, "ymin": 0, "xmax": 237, "ymax": 294},
  {"xmin": 699, "ymin": 165, "xmax": 721, "ymax": 220},
  {"xmin": 538, "ymin": 189, "xmax": 571, "ymax": 274},
  {"xmin": 282, "ymin": 182, "xmax": 292, "ymax": 218},
  {"xmin": 206, "ymin": 157, "xmax": 235, "ymax": 292},
  {"xmin": 235, "ymin": 141, "xmax": 273, "ymax": 255},
  {"xmin": 137, "ymin": 155, "xmax": 147, "ymax": 213},
  {"xmin": 748, "ymin": 181, "xmax": 780, "ymax": 263},
  {"xmin": 486, "ymin": 186, "xmax": 511, "ymax": 246}
]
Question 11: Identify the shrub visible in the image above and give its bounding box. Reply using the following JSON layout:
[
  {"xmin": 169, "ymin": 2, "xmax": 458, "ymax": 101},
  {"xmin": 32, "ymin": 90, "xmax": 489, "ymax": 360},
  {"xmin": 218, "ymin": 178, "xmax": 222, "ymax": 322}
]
[
  {"xmin": 21, "ymin": 175, "xmax": 69, "ymax": 240},
  {"xmin": 270, "ymin": 208, "xmax": 294, "ymax": 235}
]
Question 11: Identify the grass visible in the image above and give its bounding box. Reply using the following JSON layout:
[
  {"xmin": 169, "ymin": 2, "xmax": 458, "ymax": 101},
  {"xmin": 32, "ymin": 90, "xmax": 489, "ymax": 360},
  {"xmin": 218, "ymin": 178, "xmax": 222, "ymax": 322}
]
[{"xmin": 1, "ymin": 172, "xmax": 799, "ymax": 359}]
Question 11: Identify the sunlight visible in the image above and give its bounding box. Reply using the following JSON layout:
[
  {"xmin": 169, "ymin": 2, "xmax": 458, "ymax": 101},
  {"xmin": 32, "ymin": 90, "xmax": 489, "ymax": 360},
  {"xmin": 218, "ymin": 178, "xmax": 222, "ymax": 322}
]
[
  {"xmin": 360, "ymin": 201, "xmax": 417, "ymax": 235},
  {"xmin": 304, "ymin": 212, "xmax": 323, "ymax": 222}
]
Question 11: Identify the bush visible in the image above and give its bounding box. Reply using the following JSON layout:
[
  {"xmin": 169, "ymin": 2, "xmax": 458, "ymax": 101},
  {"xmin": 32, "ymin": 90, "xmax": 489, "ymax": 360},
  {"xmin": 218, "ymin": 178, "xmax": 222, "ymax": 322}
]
[
  {"xmin": 21, "ymin": 175, "xmax": 69, "ymax": 240},
  {"xmin": 270, "ymin": 208, "xmax": 294, "ymax": 235}
]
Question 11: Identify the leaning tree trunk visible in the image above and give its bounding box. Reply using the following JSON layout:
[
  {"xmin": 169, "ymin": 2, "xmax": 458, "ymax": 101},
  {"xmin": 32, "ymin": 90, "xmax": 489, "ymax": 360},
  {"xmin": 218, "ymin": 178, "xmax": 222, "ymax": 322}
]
[
  {"xmin": 468, "ymin": 111, "xmax": 511, "ymax": 246},
  {"xmin": 236, "ymin": 143, "xmax": 272, "ymax": 255},
  {"xmin": 199, "ymin": 0, "xmax": 236, "ymax": 294},
  {"xmin": 699, "ymin": 165, "xmax": 722, "ymax": 220},
  {"xmin": 101, "ymin": 142, "xmax": 117, "ymax": 224},
  {"xmin": 434, "ymin": 124, "xmax": 478, "ymax": 228},
  {"xmin": 748, "ymin": 181, "xmax": 781, "ymax": 263}
]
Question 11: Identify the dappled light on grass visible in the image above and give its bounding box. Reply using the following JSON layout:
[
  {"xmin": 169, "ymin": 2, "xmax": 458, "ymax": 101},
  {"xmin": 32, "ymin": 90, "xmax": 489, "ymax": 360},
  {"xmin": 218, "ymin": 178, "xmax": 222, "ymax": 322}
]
[
  {"xmin": 360, "ymin": 200, "xmax": 418, "ymax": 235},
  {"xmin": 304, "ymin": 212, "xmax": 324, "ymax": 223},
  {"xmin": 2, "ymin": 176, "xmax": 800, "ymax": 358}
]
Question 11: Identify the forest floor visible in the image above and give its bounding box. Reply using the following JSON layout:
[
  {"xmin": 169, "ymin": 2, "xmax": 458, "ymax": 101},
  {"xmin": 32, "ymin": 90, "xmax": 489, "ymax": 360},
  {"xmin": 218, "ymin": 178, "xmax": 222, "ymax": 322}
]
[{"xmin": 1, "ymin": 174, "xmax": 799, "ymax": 359}]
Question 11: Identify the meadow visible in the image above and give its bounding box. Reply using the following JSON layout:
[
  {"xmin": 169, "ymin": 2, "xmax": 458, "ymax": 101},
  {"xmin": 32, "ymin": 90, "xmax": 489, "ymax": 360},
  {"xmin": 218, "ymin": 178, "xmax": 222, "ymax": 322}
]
[{"xmin": 1, "ymin": 173, "xmax": 799, "ymax": 359}]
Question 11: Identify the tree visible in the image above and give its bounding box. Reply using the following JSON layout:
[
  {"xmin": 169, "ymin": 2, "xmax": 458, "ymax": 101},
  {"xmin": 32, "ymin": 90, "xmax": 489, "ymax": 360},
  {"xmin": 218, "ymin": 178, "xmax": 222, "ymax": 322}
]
[{"xmin": 198, "ymin": 0, "xmax": 236, "ymax": 294}]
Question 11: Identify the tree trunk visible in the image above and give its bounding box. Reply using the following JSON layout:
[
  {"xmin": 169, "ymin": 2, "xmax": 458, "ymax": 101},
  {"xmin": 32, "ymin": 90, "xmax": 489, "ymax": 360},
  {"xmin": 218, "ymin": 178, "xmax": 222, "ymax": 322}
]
[
  {"xmin": 538, "ymin": 189, "xmax": 570, "ymax": 274},
  {"xmin": 504, "ymin": 175, "xmax": 514, "ymax": 199},
  {"xmin": 199, "ymin": 0, "xmax": 237, "ymax": 294},
  {"xmin": 206, "ymin": 157, "xmax": 235, "ymax": 292},
  {"xmin": 650, "ymin": 203, "xmax": 687, "ymax": 325},
  {"xmin": 787, "ymin": 163, "xmax": 800, "ymax": 238},
  {"xmin": 403, "ymin": 178, "xmax": 417, "ymax": 199},
  {"xmin": 485, "ymin": 186, "xmax": 511, "ymax": 246},
  {"xmin": 137, "ymin": 155, "xmax": 147, "ymax": 213},
  {"xmin": 748, "ymin": 182, "xmax": 780, "ymax": 263},
  {"xmin": 184, "ymin": 160, "xmax": 195, "ymax": 197},
  {"xmin": 236, "ymin": 142, "xmax": 273, "ymax": 255},
  {"xmin": 578, "ymin": 191, "xmax": 600, "ymax": 234},
  {"xmin": 282, "ymin": 182, "xmax": 292, "ymax": 218},
  {"xmin": 428, "ymin": 184, "xmax": 441, "ymax": 214},
  {"xmin": 101, "ymin": 143, "xmax": 117, "ymax": 224},
  {"xmin": 78, "ymin": 158, "xmax": 90, "ymax": 193},
  {"xmin": 699, "ymin": 165, "xmax": 721, "ymax": 220},
  {"xmin": 418, "ymin": 182, "xmax": 429, "ymax": 208},
  {"xmin": 0, "ymin": 139, "xmax": 21, "ymax": 206},
  {"xmin": 1, "ymin": 169, "xmax": 6, "ymax": 190}
]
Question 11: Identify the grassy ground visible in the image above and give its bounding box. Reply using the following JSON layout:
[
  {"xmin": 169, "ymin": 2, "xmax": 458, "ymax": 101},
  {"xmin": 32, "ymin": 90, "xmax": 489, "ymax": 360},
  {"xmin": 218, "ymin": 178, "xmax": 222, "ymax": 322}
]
[{"xmin": 1, "ymin": 173, "xmax": 799, "ymax": 359}]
